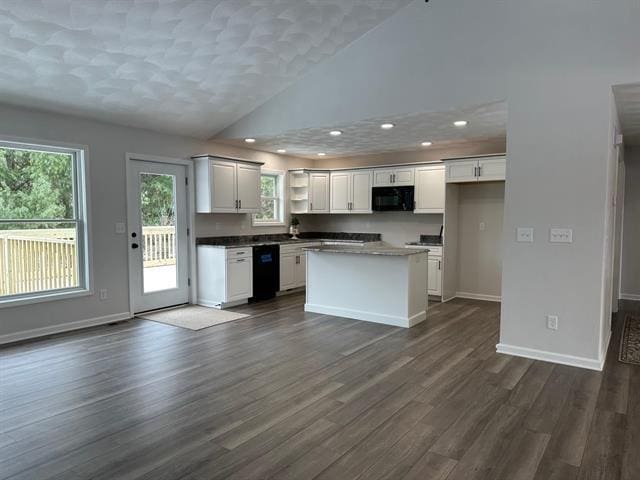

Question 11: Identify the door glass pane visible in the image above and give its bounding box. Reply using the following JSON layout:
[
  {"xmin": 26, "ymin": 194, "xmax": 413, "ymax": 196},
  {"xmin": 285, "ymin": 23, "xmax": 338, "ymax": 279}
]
[{"xmin": 140, "ymin": 173, "xmax": 177, "ymax": 293}]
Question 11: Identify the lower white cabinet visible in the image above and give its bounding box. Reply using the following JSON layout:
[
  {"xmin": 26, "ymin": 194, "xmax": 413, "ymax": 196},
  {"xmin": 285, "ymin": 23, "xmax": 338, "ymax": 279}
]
[
  {"xmin": 197, "ymin": 246, "xmax": 253, "ymax": 308},
  {"xmin": 279, "ymin": 243, "xmax": 319, "ymax": 290},
  {"xmin": 405, "ymin": 245, "xmax": 442, "ymax": 297},
  {"xmin": 427, "ymin": 255, "xmax": 442, "ymax": 296}
]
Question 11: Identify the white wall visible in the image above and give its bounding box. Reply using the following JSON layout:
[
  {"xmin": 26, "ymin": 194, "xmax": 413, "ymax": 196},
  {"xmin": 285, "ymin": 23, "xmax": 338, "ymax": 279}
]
[
  {"xmin": 0, "ymin": 103, "xmax": 309, "ymax": 341},
  {"xmin": 621, "ymin": 146, "xmax": 640, "ymax": 299},
  {"xmin": 220, "ymin": 0, "xmax": 640, "ymax": 368},
  {"xmin": 456, "ymin": 183, "xmax": 505, "ymax": 299}
]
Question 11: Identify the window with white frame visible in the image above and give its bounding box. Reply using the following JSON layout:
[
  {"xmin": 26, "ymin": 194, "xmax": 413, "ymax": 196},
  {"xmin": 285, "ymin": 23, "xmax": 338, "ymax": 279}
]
[
  {"xmin": 253, "ymin": 170, "xmax": 284, "ymax": 225},
  {"xmin": 0, "ymin": 140, "xmax": 89, "ymax": 303}
]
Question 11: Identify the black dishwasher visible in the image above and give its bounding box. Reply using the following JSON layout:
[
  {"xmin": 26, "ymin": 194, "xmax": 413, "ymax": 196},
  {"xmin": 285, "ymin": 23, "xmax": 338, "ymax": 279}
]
[{"xmin": 251, "ymin": 244, "xmax": 280, "ymax": 301}]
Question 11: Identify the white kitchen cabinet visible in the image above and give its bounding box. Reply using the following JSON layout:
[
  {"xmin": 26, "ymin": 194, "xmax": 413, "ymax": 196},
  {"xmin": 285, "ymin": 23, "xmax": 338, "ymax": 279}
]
[
  {"xmin": 279, "ymin": 242, "xmax": 320, "ymax": 291},
  {"xmin": 405, "ymin": 245, "xmax": 442, "ymax": 297},
  {"xmin": 309, "ymin": 172, "xmax": 330, "ymax": 213},
  {"xmin": 414, "ymin": 165, "xmax": 445, "ymax": 213},
  {"xmin": 279, "ymin": 253, "xmax": 297, "ymax": 290},
  {"xmin": 477, "ymin": 157, "xmax": 507, "ymax": 182},
  {"xmin": 372, "ymin": 167, "xmax": 415, "ymax": 187},
  {"xmin": 197, "ymin": 246, "xmax": 253, "ymax": 308},
  {"xmin": 330, "ymin": 170, "xmax": 372, "ymax": 214},
  {"xmin": 427, "ymin": 256, "xmax": 442, "ymax": 296},
  {"xmin": 236, "ymin": 163, "xmax": 261, "ymax": 212},
  {"xmin": 194, "ymin": 156, "xmax": 262, "ymax": 213},
  {"xmin": 445, "ymin": 156, "xmax": 506, "ymax": 183},
  {"xmin": 329, "ymin": 171, "xmax": 350, "ymax": 213}
]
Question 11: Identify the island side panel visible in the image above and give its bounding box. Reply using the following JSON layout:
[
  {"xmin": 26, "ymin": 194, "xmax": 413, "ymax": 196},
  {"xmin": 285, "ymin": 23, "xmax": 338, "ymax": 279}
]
[
  {"xmin": 407, "ymin": 252, "xmax": 428, "ymax": 323},
  {"xmin": 305, "ymin": 251, "xmax": 426, "ymax": 328}
]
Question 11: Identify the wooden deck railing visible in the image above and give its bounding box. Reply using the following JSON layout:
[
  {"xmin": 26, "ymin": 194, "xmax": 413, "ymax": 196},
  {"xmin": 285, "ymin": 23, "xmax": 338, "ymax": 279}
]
[{"xmin": 0, "ymin": 226, "xmax": 176, "ymax": 297}]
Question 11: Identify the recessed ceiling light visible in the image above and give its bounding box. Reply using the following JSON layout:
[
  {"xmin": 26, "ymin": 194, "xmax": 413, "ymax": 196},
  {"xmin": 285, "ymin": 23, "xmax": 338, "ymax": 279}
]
[
  {"xmin": 277, "ymin": 149, "xmax": 286, "ymax": 153},
  {"xmin": 453, "ymin": 120, "xmax": 468, "ymax": 127},
  {"xmin": 380, "ymin": 123, "xmax": 395, "ymax": 130},
  {"xmin": 317, "ymin": 152, "xmax": 326, "ymax": 156},
  {"xmin": 244, "ymin": 138, "xmax": 256, "ymax": 143},
  {"xmin": 329, "ymin": 130, "xmax": 343, "ymax": 136},
  {"xmin": 421, "ymin": 141, "xmax": 433, "ymax": 147}
]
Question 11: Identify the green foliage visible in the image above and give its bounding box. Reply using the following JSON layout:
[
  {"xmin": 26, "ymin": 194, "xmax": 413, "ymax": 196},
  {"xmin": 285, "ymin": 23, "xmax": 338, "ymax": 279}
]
[
  {"xmin": 140, "ymin": 174, "xmax": 175, "ymax": 226},
  {"xmin": 0, "ymin": 147, "xmax": 74, "ymax": 222}
]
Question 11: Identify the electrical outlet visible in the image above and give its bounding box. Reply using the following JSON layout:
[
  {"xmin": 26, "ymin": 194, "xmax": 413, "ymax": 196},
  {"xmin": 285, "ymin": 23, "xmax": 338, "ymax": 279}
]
[
  {"xmin": 114, "ymin": 222, "xmax": 126, "ymax": 234},
  {"xmin": 479, "ymin": 222, "xmax": 486, "ymax": 231},
  {"xmin": 517, "ymin": 227, "xmax": 534, "ymax": 243},
  {"xmin": 550, "ymin": 228, "xmax": 573, "ymax": 244},
  {"xmin": 546, "ymin": 315, "xmax": 558, "ymax": 330},
  {"xmin": 99, "ymin": 289, "xmax": 108, "ymax": 300}
]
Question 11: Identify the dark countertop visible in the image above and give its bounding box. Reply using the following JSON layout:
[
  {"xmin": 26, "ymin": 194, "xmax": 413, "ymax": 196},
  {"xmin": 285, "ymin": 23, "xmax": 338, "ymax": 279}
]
[
  {"xmin": 196, "ymin": 232, "xmax": 382, "ymax": 249},
  {"xmin": 406, "ymin": 234, "xmax": 442, "ymax": 247},
  {"xmin": 304, "ymin": 243, "xmax": 427, "ymax": 256}
]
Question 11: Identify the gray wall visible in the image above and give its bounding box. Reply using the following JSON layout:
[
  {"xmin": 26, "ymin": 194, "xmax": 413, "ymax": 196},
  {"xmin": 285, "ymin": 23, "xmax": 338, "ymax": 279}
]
[
  {"xmin": 0, "ymin": 103, "xmax": 309, "ymax": 339},
  {"xmin": 621, "ymin": 147, "xmax": 640, "ymax": 298},
  {"xmin": 456, "ymin": 183, "xmax": 505, "ymax": 299},
  {"xmin": 222, "ymin": 0, "xmax": 640, "ymax": 365}
]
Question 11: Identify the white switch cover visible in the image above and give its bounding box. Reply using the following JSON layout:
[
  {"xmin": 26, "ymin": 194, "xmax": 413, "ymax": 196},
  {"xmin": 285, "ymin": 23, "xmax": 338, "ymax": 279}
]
[
  {"xmin": 550, "ymin": 228, "xmax": 573, "ymax": 243},
  {"xmin": 547, "ymin": 315, "xmax": 558, "ymax": 330},
  {"xmin": 115, "ymin": 222, "xmax": 126, "ymax": 234},
  {"xmin": 517, "ymin": 227, "xmax": 534, "ymax": 243},
  {"xmin": 479, "ymin": 222, "xmax": 486, "ymax": 231}
]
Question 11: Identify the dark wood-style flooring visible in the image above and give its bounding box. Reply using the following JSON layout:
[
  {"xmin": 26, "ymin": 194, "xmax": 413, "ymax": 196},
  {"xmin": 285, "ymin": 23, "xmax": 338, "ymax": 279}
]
[{"xmin": 1, "ymin": 294, "xmax": 638, "ymax": 480}]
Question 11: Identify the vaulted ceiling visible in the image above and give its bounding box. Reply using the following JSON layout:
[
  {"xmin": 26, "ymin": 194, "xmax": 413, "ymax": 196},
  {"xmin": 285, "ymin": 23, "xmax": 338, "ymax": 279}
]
[{"xmin": 0, "ymin": 0, "xmax": 412, "ymax": 138}]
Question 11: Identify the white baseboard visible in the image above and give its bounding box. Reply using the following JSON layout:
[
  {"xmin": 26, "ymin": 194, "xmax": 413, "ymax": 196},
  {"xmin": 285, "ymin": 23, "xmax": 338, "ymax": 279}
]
[
  {"xmin": 496, "ymin": 342, "xmax": 605, "ymax": 371},
  {"xmin": 0, "ymin": 312, "xmax": 132, "ymax": 345},
  {"xmin": 620, "ymin": 293, "xmax": 640, "ymax": 301},
  {"xmin": 455, "ymin": 292, "xmax": 502, "ymax": 303},
  {"xmin": 304, "ymin": 303, "xmax": 426, "ymax": 328}
]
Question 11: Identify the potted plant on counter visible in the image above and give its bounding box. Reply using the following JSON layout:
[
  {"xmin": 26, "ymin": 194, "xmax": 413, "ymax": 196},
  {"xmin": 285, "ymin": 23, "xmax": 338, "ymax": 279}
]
[{"xmin": 289, "ymin": 215, "xmax": 300, "ymax": 239}]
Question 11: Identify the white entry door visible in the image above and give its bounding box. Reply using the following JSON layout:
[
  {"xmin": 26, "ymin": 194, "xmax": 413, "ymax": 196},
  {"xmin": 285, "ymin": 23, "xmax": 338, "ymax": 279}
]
[{"xmin": 128, "ymin": 160, "xmax": 189, "ymax": 313}]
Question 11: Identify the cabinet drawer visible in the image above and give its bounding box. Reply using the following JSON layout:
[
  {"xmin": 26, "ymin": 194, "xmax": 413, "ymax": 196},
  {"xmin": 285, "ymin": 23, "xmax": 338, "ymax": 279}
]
[{"xmin": 226, "ymin": 247, "xmax": 252, "ymax": 259}]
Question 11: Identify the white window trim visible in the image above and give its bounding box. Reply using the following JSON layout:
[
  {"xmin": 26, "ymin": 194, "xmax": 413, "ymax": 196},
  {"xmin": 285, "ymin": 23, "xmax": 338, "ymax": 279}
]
[
  {"xmin": 0, "ymin": 137, "xmax": 92, "ymax": 308},
  {"xmin": 253, "ymin": 169, "xmax": 286, "ymax": 227}
]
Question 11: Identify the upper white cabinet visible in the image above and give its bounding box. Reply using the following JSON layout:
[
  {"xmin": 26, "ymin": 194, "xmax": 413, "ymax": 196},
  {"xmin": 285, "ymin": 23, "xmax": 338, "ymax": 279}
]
[
  {"xmin": 445, "ymin": 156, "xmax": 506, "ymax": 183},
  {"xmin": 309, "ymin": 172, "xmax": 330, "ymax": 213},
  {"xmin": 373, "ymin": 167, "xmax": 415, "ymax": 187},
  {"xmin": 194, "ymin": 156, "xmax": 262, "ymax": 213},
  {"xmin": 330, "ymin": 170, "xmax": 372, "ymax": 214},
  {"xmin": 414, "ymin": 165, "xmax": 445, "ymax": 214},
  {"xmin": 289, "ymin": 170, "xmax": 330, "ymax": 214}
]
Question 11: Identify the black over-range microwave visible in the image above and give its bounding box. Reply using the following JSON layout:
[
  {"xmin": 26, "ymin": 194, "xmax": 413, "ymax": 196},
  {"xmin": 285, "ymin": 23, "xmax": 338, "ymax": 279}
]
[{"xmin": 372, "ymin": 186, "xmax": 414, "ymax": 211}]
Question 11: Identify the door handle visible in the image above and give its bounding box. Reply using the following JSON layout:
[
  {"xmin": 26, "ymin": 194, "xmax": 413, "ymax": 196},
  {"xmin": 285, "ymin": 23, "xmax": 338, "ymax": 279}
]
[{"xmin": 131, "ymin": 243, "xmax": 139, "ymax": 249}]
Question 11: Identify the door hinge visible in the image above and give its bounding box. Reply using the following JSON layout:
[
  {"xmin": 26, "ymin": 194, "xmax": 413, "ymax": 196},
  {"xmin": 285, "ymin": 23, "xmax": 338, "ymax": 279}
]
[
  {"xmin": 187, "ymin": 228, "xmax": 190, "ymax": 236},
  {"xmin": 185, "ymin": 177, "xmax": 188, "ymax": 185},
  {"xmin": 188, "ymin": 278, "xmax": 191, "ymax": 286}
]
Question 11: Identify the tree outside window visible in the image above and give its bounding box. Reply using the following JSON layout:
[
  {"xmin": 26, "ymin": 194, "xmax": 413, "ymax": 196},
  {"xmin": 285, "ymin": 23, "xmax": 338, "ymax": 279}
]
[{"xmin": 253, "ymin": 172, "xmax": 284, "ymax": 225}]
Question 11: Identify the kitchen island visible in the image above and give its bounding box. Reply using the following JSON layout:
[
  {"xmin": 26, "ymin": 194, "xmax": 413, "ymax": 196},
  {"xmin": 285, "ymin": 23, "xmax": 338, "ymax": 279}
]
[{"xmin": 303, "ymin": 244, "xmax": 428, "ymax": 328}]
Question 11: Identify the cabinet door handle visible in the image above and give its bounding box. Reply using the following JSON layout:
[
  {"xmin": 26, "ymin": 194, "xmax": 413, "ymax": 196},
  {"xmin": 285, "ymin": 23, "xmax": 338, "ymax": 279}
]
[
  {"xmin": 310, "ymin": 202, "xmax": 313, "ymax": 211},
  {"xmin": 478, "ymin": 165, "xmax": 482, "ymax": 177},
  {"xmin": 238, "ymin": 199, "xmax": 241, "ymax": 209},
  {"xmin": 236, "ymin": 258, "xmax": 246, "ymax": 263},
  {"xmin": 295, "ymin": 255, "xmax": 300, "ymax": 264},
  {"xmin": 438, "ymin": 260, "xmax": 441, "ymax": 270}
]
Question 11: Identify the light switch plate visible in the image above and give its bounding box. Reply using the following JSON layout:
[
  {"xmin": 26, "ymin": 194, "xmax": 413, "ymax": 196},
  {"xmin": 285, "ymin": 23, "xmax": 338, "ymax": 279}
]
[
  {"xmin": 115, "ymin": 222, "xmax": 126, "ymax": 234},
  {"xmin": 516, "ymin": 227, "xmax": 534, "ymax": 243},
  {"xmin": 550, "ymin": 228, "xmax": 573, "ymax": 243}
]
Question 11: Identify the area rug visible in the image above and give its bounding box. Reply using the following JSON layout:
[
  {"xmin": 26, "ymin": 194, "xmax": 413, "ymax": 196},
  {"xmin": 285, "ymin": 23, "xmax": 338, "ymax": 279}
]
[
  {"xmin": 138, "ymin": 305, "xmax": 249, "ymax": 331},
  {"xmin": 619, "ymin": 314, "xmax": 640, "ymax": 365}
]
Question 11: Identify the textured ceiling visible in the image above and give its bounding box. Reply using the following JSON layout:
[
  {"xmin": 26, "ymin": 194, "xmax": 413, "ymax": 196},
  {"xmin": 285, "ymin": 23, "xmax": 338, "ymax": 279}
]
[
  {"xmin": 0, "ymin": 0, "xmax": 412, "ymax": 138},
  {"xmin": 614, "ymin": 83, "xmax": 640, "ymax": 146},
  {"xmin": 218, "ymin": 101, "xmax": 507, "ymax": 158}
]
